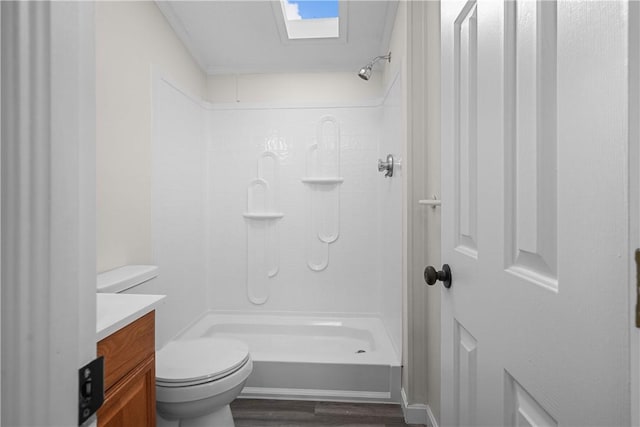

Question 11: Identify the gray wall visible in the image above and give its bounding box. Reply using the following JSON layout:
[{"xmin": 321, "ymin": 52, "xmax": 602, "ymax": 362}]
[{"xmin": 405, "ymin": 0, "xmax": 441, "ymax": 423}]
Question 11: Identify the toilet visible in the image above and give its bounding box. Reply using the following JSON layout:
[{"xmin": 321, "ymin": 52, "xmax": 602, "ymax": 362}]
[
  {"xmin": 155, "ymin": 337, "xmax": 253, "ymax": 427},
  {"xmin": 97, "ymin": 265, "xmax": 253, "ymax": 427}
]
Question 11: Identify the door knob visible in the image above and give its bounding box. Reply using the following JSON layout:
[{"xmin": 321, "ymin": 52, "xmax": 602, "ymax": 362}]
[{"xmin": 424, "ymin": 264, "xmax": 452, "ymax": 288}]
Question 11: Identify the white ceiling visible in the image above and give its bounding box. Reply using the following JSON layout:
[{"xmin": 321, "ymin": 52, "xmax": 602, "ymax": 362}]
[{"xmin": 155, "ymin": 1, "xmax": 398, "ymax": 75}]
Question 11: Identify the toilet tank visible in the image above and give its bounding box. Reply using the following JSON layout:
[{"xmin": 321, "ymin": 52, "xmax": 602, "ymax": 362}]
[{"xmin": 97, "ymin": 265, "xmax": 159, "ymax": 293}]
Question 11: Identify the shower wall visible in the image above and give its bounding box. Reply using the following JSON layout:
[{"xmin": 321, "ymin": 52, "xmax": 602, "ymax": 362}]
[
  {"xmin": 151, "ymin": 73, "xmax": 403, "ymax": 355},
  {"xmin": 207, "ymin": 75, "xmax": 403, "ymax": 355},
  {"xmin": 140, "ymin": 76, "xmax": 207, "ymax": 348},
  {"xmin": 378, "ymin": 73, "xmax": 404, "ymax": 357},
  {"xmin": 207, "ymin": 105, "xmax": 382, "ymax": 312}
]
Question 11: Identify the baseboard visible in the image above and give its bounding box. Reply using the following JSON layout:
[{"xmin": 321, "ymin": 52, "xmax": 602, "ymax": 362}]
[
  {"xmin": 426, "ymin": 404, "xmax": 439, "ymax": 427},
  {"xmin": 401, "ymin": 388, "xmax": 439, "ymax": 427},
  {"xmin": 241, "ymin": 386, "xmax": 394, "ymax": 403}
]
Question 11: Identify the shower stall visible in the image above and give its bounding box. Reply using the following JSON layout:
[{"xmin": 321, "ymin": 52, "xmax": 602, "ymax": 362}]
[{"xmin": 147, "ymin": 69, "xmax": 404, "ymax": 402}]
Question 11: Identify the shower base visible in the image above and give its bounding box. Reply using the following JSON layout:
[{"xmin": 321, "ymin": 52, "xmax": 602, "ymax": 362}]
[{"xmin": 175, "ymin": 312, "xmax": 402, "ymax": 403}]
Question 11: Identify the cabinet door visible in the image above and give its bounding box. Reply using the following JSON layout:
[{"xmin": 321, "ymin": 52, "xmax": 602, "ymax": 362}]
[
  {"xmin": 98, "ymin": 356, "xmax": 156, "ymax": 427},
  {"xmin": 98, "ymin": 311, "xmax": 155, "ymax": 392}
]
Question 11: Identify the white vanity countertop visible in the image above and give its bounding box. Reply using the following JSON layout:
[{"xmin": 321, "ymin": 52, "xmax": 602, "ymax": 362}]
[{"xmin": 96, "ymin": 293, "xmax": 166, "ymax": 341}]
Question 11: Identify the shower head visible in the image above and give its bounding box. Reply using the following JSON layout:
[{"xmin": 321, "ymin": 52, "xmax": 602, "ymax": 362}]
[
  {"xmin": 357, "ymin": 52, "xmax": 391, "ymax": 81},
  {"xmin": 358, "ymin": 65, "xmax": 372, "ymax": 81}
]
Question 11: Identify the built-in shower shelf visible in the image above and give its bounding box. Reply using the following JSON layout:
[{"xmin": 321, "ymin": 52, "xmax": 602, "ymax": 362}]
[
  {"xmin": 301, "ymin": 177, "xmax": 344, "ymax": 184},
  {"xmin": 243, "ymin": 212, "xmax": 284, "ymax": 220}
]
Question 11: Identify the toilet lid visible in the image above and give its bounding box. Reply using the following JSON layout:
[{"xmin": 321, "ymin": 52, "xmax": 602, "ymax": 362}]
[{"xmin": 156, "ymin": 338, "xmax": 250, "ymax": 384}]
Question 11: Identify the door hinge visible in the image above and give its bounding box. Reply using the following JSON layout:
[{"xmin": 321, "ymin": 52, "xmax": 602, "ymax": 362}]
[{"xmin": 636, "ymin": 249, "xmax": 640, "ymax": 328}]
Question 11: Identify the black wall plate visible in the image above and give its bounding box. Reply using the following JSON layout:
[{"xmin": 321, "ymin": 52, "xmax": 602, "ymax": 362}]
[{"xmin": 78, "ymin": 356, "xmax": 104, "ymax": 425}]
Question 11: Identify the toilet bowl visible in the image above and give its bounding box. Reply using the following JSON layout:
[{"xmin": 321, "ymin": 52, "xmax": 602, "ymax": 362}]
[{"xmin": 156, "ymin": 337, "xmax": 253, "ymax": 427}]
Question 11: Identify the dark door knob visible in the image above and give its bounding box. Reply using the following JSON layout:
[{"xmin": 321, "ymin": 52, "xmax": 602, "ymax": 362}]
[{"xmin": 424, "ymin": 264, "xmax": 452, "ymax": 288}]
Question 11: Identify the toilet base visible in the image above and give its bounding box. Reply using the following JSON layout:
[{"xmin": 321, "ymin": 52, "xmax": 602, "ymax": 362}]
[
  {"xmin": 180, "ymin": 405, "xmax": 234, "ymax": 427},
  {"xmin": 157, "ymin": 405, "xmax": 234, "ymax": 427}
]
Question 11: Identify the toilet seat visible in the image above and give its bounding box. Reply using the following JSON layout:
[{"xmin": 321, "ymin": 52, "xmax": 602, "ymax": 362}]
[{"xmin": 156, "ymin": 338, "xmax": 250, "ymax": 387}]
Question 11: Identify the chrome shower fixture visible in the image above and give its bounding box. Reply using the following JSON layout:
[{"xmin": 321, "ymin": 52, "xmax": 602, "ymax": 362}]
[
  {"xmin": 378, "ymin": 154, "xmax": 394, "ymax": 177},
  {"xmin": 358, "ymin": 52, "xmax": 391, "ymax": 81}
]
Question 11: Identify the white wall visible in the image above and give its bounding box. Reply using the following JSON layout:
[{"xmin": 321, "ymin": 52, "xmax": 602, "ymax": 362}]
[
  {"xmin": 206, "ymin": 102, "xmax": 391, "ymax": 314},
  {"xmin": 383, "ymin": 1, "xmax": 442, "ymax": 424},
  {"xmin": 208, "ymin": 72, "xmax": 382, "ymax": 104},
  {"xmin": 423, "ymin": 2, "xmax": 441, "ymax": 420},
  {"xmin": 401, "ymin": 2, "xmax": 442, "ymax": 420},
  {"xmin": 96, "ymin": 1, "xmax": 207, "ymax": 273},
  {"xmin": 0, "ymin": 4, "xmax": 3, "ymax": 418},
  {"xmin": 379, "ymin": 72, "xmax": 404, "ymax": 359},
  {"xmin": 125, "ymin": 77, "xmax": 208, "ymax": 348}
]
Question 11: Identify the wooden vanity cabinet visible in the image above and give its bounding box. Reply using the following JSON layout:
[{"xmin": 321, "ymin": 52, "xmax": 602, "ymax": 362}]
[{"xmin": 97, "ymin": 311, "xmax": 156, "ymax": 427}]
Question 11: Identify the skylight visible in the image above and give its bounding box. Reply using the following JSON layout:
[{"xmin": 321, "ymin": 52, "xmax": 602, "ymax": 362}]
[{"xmin": 280, "ymin": 0, "xmax": 339, "ymax": 40}]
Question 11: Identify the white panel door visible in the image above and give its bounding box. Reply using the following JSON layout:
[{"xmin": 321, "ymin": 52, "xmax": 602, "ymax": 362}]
[
  {"xmin": 440, "ymin": 1, "xmax": 631, "ymax": 425},
  {"xmin": 630, "ymin": 3, "xmax": 640, "ymax": 425}
]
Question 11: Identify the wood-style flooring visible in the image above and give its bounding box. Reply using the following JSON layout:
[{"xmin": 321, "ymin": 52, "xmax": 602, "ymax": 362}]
[{"xmin": 230, "ymin": 399, "xmax": 425, "ymax": 427}]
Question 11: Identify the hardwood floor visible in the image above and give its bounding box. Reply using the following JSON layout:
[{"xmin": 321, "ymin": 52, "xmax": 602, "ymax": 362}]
[{"xmin": 230, "ymin": 399, "xmax": 425, "ymax": 427}]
